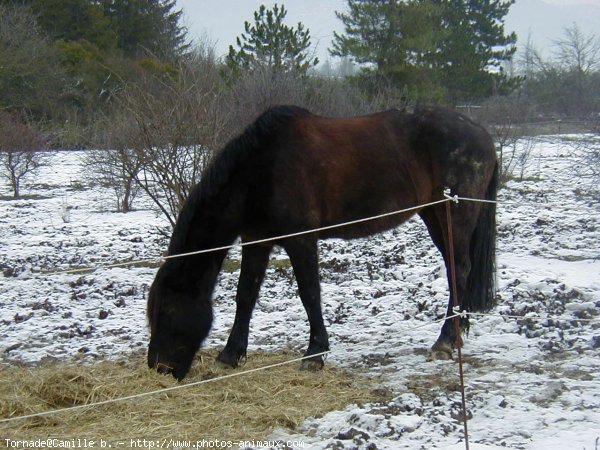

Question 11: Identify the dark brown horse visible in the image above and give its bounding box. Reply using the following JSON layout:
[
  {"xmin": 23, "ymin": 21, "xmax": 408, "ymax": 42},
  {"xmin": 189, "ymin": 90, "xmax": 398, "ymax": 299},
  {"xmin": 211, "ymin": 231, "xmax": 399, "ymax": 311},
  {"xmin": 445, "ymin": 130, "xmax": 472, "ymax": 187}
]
[{"xmin": 147, "ymin": 105, "xmax": 497, "ymax": 380}]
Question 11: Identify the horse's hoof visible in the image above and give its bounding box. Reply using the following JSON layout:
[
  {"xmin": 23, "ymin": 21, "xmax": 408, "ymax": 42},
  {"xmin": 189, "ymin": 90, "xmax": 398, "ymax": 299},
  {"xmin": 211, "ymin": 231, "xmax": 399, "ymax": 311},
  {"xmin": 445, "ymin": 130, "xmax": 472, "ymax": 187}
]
[
  {"xmin": 216, "ymin": 351, "xmax": 240, "ymax": 369},
  {"xmin": 428, "ymin": 340, "xmax": 453, "ymax": 361},
  {"xmin": 428, "ymin": 349, "xmax": 453, "ymax": 361},
  {"xmin": 300, "ymin": 357, "xmax": 324, "ymax": 371}
]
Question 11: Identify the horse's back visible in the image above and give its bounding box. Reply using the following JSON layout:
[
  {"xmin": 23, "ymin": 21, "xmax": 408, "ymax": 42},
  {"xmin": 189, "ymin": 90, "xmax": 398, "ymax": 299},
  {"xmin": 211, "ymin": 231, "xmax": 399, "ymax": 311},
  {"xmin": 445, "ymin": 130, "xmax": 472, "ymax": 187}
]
[
  {"xmin": 239, "ymin": 106, "xmax": 496, "ymax": 238},
  {"xmin": 248, "ymin": 109, "xmax": 430, "ymax": 237}
]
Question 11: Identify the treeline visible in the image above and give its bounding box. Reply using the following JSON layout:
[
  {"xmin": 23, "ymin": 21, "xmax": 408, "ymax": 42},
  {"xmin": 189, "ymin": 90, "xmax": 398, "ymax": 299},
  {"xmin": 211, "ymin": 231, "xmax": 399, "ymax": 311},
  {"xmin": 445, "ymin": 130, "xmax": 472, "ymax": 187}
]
[
  {"xmin": 518, "ymin": 27, "xmax": 600, "ymax": 120},
  {"xmin": 2, "ymin": 1, "xmax": 599, "ymax": 136},
  {"xmin": 0, "ymin": 0, "xmax": 185, "ymax": 139},
  {"xmin": 1, "ymin": 1, "xmax": 599, "ymax": 209}
]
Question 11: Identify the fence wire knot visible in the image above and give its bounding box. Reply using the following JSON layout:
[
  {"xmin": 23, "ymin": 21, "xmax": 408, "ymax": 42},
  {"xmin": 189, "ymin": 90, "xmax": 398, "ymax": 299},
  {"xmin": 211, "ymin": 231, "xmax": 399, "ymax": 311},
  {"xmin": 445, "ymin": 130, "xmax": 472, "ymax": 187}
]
[
  {"xmin": 443, "ymin": 188, "xmax": 459, "ymax": 204},
  {"xmin": 452, "ymin": 305, "xmax": 468, "ymax": 319}
]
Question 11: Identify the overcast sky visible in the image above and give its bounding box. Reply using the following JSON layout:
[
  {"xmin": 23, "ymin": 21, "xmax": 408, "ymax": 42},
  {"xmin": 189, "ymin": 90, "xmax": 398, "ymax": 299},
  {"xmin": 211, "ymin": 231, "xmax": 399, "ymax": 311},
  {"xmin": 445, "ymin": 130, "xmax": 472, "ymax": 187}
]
[
  {"xmin": 544, "ymin": 0, "xmax": 598, "ymax": 3},
  {"xmin": 176, "ymin": 0, "xmax": 600, "ymax": 61},
  {"xmin": 176, "ymin": 0, "xmax": 346, "ymax": 60}
]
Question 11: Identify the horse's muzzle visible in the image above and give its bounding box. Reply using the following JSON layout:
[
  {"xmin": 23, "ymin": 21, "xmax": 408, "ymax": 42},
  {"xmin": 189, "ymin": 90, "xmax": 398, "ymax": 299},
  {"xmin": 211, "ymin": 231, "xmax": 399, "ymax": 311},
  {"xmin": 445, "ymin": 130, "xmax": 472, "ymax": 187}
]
[
  {"xmin": 148, "ymin": 350, "xmax": 175, "ymax": 375},
  {"xmin": 149, "ymin": 354, "xmax": 189, "ymax": 381},
  {"xmin": 155, "ymin": 361, "xmax": 174, "ymax": 375}
]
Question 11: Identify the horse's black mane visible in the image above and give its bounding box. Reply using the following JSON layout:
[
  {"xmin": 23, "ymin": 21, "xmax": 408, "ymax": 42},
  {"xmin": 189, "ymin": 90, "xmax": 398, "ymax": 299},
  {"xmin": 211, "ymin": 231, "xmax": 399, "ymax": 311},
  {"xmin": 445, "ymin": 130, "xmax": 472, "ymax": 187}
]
[
  {"xmin": 201, "ymin": 105, "xmax": 311, "ymax": 202},
  {"xmin": 167, "ymin": 105, "xmax": 312, "ymax": 256}
]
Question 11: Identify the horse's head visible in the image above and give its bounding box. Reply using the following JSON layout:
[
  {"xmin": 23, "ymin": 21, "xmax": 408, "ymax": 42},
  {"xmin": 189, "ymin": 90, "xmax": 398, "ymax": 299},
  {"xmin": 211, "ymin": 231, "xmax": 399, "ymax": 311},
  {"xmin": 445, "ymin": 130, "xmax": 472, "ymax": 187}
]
[{"xmin": 147, "ymin": 268, "xmax": 213, "ymax": 381}]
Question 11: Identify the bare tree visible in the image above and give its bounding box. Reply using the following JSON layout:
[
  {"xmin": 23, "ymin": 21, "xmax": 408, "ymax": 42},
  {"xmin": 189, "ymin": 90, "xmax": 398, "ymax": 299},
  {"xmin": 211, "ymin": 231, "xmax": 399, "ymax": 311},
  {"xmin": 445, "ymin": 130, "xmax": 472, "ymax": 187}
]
[
  {"xmin": 97, "ymin": 48, "xmax": 231, "ymax": 227},
  {"xmin": 519, "ymin": 32, "xmax": 547, "ymax": 77},
  {"xmin": 473, "ymin": 95, "xmax": 536, "ymax": 183},
  {"xmin": 553, "ymin": 23, "xmax": 600, "ymax": 75},
  {"xmin": 0, "ymin": 112, "xmax": 47, "ymax": 198},
  {"xmin": 0, "ymin": 4, "xmax": 64, "ymax": 118},
  {"xmin": 226, "ymin": 64, "xmax": 411, "ymax": 132},
  {"xmin": 82, "ymin": 147, "xmax": 142, "ymax": 212},
  {"xmin": 522, "ymin": 24, "xmax": 600, "ymax": 118},
  {"xmin": 571, "ymin": 135, "xmax": 600, "ymax": 201}
]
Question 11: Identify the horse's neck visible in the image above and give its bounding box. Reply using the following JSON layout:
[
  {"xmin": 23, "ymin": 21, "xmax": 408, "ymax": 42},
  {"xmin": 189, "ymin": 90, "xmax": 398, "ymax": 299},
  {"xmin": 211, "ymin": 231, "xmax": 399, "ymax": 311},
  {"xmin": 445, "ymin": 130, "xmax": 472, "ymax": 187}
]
[
  {"xmin": 164, "ymin": 178, "xmax": 243, "ymax": 299},
  {"xmin": 164, "ymin": 203, "xmax": 236, "ymax": 299},
  {"xmin": 158, "ymin": 248, "xmax": 227, "ymax": 305},
  {"xmin": 168, "ymin": 190, "xmax": 241, "ymax": 258}
]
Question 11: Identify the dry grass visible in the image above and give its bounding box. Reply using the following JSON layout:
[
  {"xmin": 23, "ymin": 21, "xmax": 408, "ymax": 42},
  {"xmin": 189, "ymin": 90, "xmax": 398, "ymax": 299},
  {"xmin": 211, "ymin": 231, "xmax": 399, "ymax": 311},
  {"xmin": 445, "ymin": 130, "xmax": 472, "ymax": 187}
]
[{"xmin": 1, "ymin": 350, "xmax": 388, "ymax": 442}]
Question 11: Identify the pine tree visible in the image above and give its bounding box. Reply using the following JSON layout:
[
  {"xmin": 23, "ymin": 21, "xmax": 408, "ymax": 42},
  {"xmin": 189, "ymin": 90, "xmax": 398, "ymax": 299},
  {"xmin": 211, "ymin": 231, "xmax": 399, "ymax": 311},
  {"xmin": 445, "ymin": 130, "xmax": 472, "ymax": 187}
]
[
  {"xmin": 0, "ymin": 0, "xmax": 188, "ymax": 58},
  {"xmin": 332, "ymin": 0, "xmax": 443, "ymax": 76},
  {"xmin": 2, "ymin": 0, "xmax": 116, "ymax": 50},
  {"xmin": 332, "ymin": 0, "xmax": 518, "ymax": 103},
  {"xmin": 101, "ymin": 0, "xmax": 187, "ymax": 59},
  {"xmin": 332, "ymin": 0, "xmax": 448, "ymax": 102},
  {"xmin": 227, "ymin": 4, "xmax": 318, "ymax": 74},
  {"xmin": 432, "ymin": 0, "xmax": 518, "ymax": 103}
]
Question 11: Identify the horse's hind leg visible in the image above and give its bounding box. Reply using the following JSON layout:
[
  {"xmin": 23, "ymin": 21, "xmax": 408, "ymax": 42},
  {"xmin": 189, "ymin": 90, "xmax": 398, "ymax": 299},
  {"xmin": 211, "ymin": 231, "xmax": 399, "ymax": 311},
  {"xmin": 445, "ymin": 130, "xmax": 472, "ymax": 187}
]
[
  {"xmin": 283, "ymin": 237, "xmax": 329, "ymax": 371},
  {"xmin": 419, "ymin": 204, "xmax": 478, "ymax": 359},
  {"xmin": 217, "ymin": 243, "xmax": 272, "ymax": 368}
]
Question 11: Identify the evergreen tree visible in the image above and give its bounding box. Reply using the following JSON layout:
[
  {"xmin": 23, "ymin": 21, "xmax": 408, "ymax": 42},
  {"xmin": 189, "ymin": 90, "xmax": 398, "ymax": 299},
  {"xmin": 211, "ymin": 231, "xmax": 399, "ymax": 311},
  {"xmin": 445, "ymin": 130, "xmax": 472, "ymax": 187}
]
[
  {"xmin": 432, "ymin": 0, "xmax": 517, "ymax": 103},
  {"xmin": 31, "ymin": 0, "xmax": 116, "ymax": 50},
  {"xmin": 100, "ymin": 0, "xmax": 187, "ymax": 58},
  {"xmin": 331, "ymin": 0, "xmax": 445, "ymax": 100},
  {"xmin": 0, "ymin": 0, "xmax": 187, "ymax": 58},
  {"xmin": 332, "ymin": 0, "xmax": 442, "ymax": 75},
  {"xmin": 227, "ymin": 4, "xmax": 319, "ymax": 74},
  {"xmin": 332, "ymin": 0, "xmax": 518, "ymax": 103}
]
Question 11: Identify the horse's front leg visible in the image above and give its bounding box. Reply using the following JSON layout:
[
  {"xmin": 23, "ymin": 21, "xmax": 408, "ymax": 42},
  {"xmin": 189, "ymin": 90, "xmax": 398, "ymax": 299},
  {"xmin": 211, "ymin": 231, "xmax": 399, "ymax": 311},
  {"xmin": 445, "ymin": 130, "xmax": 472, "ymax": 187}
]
[
  {"xmin": 284, "ymin": 237, "xmax": 330, "ymax": 371},
  {"xmin": 217, "ymin": 243, "xmax": 272, "ymax": 368}
]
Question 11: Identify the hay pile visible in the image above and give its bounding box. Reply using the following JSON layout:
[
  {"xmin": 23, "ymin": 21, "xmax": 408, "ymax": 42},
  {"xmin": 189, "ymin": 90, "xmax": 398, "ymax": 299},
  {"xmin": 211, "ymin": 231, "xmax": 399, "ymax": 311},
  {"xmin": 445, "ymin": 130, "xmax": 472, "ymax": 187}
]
[{"xmin": 1, "ymin": 350, "xmax": 388, "ymax": 442}]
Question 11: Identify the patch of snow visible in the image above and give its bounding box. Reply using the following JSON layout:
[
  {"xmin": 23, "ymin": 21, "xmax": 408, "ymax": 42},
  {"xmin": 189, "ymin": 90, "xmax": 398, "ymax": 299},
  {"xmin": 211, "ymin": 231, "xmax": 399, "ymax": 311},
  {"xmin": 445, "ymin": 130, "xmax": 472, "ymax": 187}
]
[{"xmin": 1, "ymin": 137, "xmax": 599, "ymax": 448}]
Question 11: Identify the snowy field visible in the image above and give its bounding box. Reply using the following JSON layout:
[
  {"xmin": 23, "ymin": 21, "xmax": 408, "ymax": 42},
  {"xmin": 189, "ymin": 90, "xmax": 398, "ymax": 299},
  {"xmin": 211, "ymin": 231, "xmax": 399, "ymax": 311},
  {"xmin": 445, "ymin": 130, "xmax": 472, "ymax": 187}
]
[{"xmin": 1, "ymin": 136, "xmax": 599, "ymax": 449}]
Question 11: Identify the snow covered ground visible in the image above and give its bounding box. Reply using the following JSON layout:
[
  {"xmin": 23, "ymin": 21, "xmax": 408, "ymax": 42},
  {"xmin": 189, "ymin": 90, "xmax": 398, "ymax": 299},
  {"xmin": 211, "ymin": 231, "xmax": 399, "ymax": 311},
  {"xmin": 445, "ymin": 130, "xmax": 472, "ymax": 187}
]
[{"xmin": 1, "ymin": 136, "xmax": 599, "ymax": 449}]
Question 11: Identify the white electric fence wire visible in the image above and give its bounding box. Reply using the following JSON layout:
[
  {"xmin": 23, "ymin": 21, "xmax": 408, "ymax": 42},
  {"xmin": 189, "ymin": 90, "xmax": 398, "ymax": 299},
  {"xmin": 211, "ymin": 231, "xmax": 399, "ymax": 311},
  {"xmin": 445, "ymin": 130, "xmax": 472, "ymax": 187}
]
[
  {"xmin": 34, "ymin": 193, "xmax": 592, "ymax": 278},
  {"xmin": 4, "ymin": 193, "xmax": 597, "ymax": 428},
  {"xmin": 3, "ymin": 307, "xmax": 593, "ymax": 426},
  {"xmin": 467, "ymin": 311, "xmax": 600, "ymax": 323},
  {"xmin": 0, "ymin": 313, "xmax": 463, "ymax": 425},
  {"xmin": 26, "ymin": 193, "xmax": 597, "ymax": 278},
  {"xmin": 41, "ymin": 197, "xmax": 456, "ymax": 276}
]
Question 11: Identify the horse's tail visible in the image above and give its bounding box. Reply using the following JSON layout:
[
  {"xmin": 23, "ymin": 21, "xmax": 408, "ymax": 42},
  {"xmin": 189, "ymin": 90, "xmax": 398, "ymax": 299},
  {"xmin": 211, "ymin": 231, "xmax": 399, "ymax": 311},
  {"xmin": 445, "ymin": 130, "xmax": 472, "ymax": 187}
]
[{"xmin": 463, "ymin": 162, "xmax": 498, "ymax": 313}]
